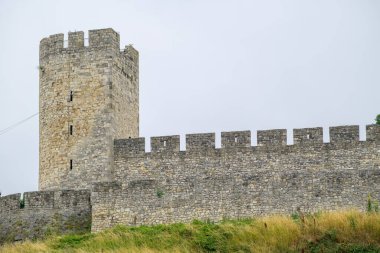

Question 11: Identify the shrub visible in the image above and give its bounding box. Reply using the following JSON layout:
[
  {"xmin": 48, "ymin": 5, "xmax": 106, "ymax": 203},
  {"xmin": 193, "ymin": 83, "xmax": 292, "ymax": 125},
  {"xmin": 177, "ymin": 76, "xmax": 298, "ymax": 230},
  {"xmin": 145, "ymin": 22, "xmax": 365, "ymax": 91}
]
[{"xmin": 156, "ymin": 189, "xmax": 164, "ymax": 198}]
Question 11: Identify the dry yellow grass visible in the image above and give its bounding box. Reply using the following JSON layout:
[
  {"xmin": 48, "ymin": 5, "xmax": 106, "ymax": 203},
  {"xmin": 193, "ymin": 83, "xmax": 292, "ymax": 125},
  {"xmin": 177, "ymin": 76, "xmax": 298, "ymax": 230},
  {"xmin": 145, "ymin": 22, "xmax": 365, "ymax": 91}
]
[{"xmin": 1, "ymin": 210, "xmax": 380, "ymax": 253}]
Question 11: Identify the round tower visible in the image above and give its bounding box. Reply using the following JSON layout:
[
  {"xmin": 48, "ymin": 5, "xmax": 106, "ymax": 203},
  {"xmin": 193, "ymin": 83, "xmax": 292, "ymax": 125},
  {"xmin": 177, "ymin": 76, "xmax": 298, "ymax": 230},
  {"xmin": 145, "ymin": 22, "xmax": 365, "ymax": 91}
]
[{"xmin": 39, "ymin": 28, "xmax": 139, "ymax": 190}]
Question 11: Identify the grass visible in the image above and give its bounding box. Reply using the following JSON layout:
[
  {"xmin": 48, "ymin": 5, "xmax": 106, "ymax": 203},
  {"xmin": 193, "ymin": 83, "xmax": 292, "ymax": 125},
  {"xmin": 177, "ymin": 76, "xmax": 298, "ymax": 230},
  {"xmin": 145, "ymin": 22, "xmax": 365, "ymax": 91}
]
[{"xmin": 1, "ymin": 210, "xmax": 380, "ymax": 253}]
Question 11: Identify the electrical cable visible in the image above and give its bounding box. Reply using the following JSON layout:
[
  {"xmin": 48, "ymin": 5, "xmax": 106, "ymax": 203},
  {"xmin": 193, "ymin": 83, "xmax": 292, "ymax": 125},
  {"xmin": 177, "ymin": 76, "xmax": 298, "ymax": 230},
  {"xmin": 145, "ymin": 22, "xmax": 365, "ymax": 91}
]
[{"xmin": 0, "ymin": 112, "xmax": 39, "ymax": 136}]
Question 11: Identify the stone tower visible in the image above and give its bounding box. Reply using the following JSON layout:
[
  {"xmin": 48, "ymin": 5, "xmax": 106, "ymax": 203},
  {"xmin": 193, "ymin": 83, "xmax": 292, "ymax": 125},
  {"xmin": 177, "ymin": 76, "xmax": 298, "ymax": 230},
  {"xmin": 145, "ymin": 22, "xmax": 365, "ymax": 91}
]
[{"xmin": 39, "ymin": 28, "xmax": 139, "ymax": 190}]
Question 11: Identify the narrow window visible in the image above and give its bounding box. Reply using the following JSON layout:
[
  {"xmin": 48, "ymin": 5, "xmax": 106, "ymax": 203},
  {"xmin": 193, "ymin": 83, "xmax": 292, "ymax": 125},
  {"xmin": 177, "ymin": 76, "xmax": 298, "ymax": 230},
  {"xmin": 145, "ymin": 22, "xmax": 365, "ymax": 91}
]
[
  {"xmin": 70, "ymin": 159, "xmax": 73, "ymax": 170},
  {"xmin": 307, "ymin": 134, "xmax": 311, "ymax": 139},
  {"xmin": 69, "ymin": 125, "xmax": 73, "ymax": 135},
  {"xmin": 234, "ymin": 137, "xmax": 238, "ymax": 143},
  {"xmin": 69, "ymin": 91, "xmax": 73, "ymax": 102},
  {"xmin": 163, "ymin": 140, "xmax": 167, "ymax": 147}
]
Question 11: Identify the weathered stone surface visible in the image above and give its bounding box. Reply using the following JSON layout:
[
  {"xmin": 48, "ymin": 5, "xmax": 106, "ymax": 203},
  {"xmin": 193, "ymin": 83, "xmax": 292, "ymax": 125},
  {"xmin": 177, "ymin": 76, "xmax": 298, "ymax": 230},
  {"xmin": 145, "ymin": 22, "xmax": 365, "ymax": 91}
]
[
  {"xmin": 39, "ymin": 28, "xmax": 139, "ymax": 190},
  {"xmin": 91, "ymin": 126, "xmax": 380, "ymax": 232},
  {"xmin": 3, "ymin": 29, "xmax": 380, "ymax": 240},
  {"xmin": 0, "ymin": 190, "xmax": 91, "ymax": 243}
]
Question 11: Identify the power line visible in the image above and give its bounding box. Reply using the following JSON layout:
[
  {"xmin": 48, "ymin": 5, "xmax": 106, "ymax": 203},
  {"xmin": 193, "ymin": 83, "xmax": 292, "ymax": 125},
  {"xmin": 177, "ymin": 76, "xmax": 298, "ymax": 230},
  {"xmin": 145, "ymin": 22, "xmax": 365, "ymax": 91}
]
[{"xmin": 0, "ymin": 112, "xmax": 39, "ymax": 136}]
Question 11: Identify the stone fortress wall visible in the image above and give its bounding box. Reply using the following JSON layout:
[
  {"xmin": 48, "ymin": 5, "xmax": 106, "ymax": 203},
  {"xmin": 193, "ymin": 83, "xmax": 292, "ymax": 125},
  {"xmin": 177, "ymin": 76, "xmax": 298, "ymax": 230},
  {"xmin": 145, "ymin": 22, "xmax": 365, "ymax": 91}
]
[
  {"xmin": 1, "ymin": 125, "xmax": 379, "ymax": 240},
  {"xmin": 1, "ymin": 28, "xmax": 380, "ymax": 243},
  {"xmin": 0, "ymin": 190, "xmax": 91, "ymax": 242},
  {"xmin": 91, "ymin": 125, "xmax": 380, "ymax": 232}
]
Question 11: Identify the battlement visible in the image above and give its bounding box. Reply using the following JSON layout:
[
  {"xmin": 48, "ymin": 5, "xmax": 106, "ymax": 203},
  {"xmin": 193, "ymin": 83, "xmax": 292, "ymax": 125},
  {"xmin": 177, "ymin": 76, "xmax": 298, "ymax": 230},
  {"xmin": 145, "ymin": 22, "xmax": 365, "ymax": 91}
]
[
  {"xmin": 330, "ymin": 125, "xmax": 359, "ymax": 143},
  {"xmin": 0, "ymin": 190, "xmax": 90, "ymax": 212},
  {"xmin": 40, "ymin": 28, "xmax": 121, "ymax": 60},
  {"xmin": 0, "ymin": 190, "xmax": 91, "ymax": 243},
  {"xmin": 40, "ymin": 33, "xmax": 64, "ymax": 59},
  {"xmin": 151, "ymin": 135, "xmax": 180, "ymax": 153},
  {"xmin": 68, "ymin": 31, "xmax": 84, "ymax": 48},
  {"xmin": 0, "ymin": 193, "xmax": 21, "ymax": 213},
  {"xmin": 24, "ymin": 191, "xmax": 54, "ymax": 209},
  {"xmin": 115, "ymin": 138, "xmax": 145, "ymax": 156},
  {"xmin": 221, "ymin": 131, "xmax": 251, "ymax": 148},
  {"xmin": 293, "ymin": 127, "xmax": 323, "ymax": 145},
  {"xmin": 186, "ymin": 133, "xmax": 215, "ymax": 151},
  {"xmin": 89, "ymin": 28, "xmax": 119, "ymax": 49},
  {"xmin": 367, "ymin": 125, "xmax": 380, "ymax": 142},
  {"xmin": 257, "ymin": 129, "xmax": 287, "ymax": 147},
  {"xmin": 123, "ymin": 45, "xmax": 139, "ymax": 64},
  {"xmin": 114, "ymin": 125, "xmax": 380, "ymax": 154}
]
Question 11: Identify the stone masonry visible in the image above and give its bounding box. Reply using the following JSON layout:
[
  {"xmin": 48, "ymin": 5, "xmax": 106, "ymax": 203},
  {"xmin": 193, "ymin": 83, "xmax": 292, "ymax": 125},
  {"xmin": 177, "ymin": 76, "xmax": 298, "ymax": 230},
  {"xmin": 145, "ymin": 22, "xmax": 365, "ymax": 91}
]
[
  {"xmin": 0, "ymin": 190, "xmax": 91, "ymax": 242},
  {"xmin": 0, "ymin": 28, "xmax": 379, "ymax": 242},
  {"xmin": 91, "ymin": 126, "xmax": 380, "ymax": 232},
  {"xmin": 39, "ymin": 28, "xmax": 139, "ymax": 191}
]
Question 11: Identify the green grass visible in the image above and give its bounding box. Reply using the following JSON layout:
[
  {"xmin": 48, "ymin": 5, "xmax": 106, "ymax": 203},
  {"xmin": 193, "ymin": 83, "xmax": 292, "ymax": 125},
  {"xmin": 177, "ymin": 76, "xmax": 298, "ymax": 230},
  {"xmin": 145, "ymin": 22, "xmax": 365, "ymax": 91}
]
[{"xmin": 2, "ymin": 210, "xmax": 380, "ymax": 253}]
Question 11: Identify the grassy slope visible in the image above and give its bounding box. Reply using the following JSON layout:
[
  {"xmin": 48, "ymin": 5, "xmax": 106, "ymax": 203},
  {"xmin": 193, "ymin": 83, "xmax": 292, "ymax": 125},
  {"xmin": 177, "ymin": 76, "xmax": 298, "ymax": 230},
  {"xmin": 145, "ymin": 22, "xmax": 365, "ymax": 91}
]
[{"xmin": 1, "ymin": 210, "xmax": 380, "ymax": 253}]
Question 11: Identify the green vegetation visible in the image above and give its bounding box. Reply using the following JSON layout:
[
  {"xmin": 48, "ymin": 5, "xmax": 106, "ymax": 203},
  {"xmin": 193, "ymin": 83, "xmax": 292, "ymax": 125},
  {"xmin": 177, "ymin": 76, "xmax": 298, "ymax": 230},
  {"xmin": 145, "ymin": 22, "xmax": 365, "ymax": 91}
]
[
  {"xmin": 19, "ymin": 197, "xmax": 25, "ymax": 209},
  {"xmin": 367, "ymin": 194, "xmax": 380, "ymax": 213},
  {"xmin": 376, "ymin": 114, "xmax": 380, "ymax": 125},
  {"xmin": 156, "ymin": 189, "xmax": 165, "ymax": 198},
  {"xmin": 2, "ymin": 210, "xmax": 380, "ymax": 253}
]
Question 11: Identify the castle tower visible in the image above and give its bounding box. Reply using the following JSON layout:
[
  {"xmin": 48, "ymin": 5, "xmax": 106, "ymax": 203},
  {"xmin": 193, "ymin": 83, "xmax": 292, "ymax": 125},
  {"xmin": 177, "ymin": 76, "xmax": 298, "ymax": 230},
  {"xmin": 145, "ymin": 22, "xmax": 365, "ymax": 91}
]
[{"xmin": 39, "ymin": 28, "xmax": 139, "ymax": 190}]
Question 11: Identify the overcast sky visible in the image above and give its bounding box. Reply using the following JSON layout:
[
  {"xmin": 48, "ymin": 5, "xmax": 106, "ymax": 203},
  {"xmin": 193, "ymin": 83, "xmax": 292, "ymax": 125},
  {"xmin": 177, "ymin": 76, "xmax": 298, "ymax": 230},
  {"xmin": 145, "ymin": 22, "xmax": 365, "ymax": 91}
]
[{"xmin": 0, "ymin": 0, "xmax": 379, "ymax": 195}]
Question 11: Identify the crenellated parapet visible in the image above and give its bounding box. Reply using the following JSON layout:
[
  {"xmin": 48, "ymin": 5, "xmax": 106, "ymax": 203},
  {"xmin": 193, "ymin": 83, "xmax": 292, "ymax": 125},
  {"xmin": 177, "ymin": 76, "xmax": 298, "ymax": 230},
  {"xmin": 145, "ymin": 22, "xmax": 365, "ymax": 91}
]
[
  {"xmin": 114, "ymin": 124, "xmax": 380, "ymax": 155},
  {"xmin": 0, "ymin": 190, "xmax": 90, "ymax": 213},
  {"xmin": 0, "ymin": 190, "xmax": 91, "ymax": 243},
  {"xmin": 40, "ymin": 28, "xmax": 121, "ymax": 60},
  {"xmin": 94, "ymin": 124, "xmax": 380, "ymax": 231}
]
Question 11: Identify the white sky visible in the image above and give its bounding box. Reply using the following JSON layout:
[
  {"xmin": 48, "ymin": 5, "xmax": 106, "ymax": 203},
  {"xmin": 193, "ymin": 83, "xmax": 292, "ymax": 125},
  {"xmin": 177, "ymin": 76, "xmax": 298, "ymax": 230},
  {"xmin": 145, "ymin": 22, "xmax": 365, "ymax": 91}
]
[{"xmin": 0, "ymin": 0, "xmax": 379, "ymax": 195}]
